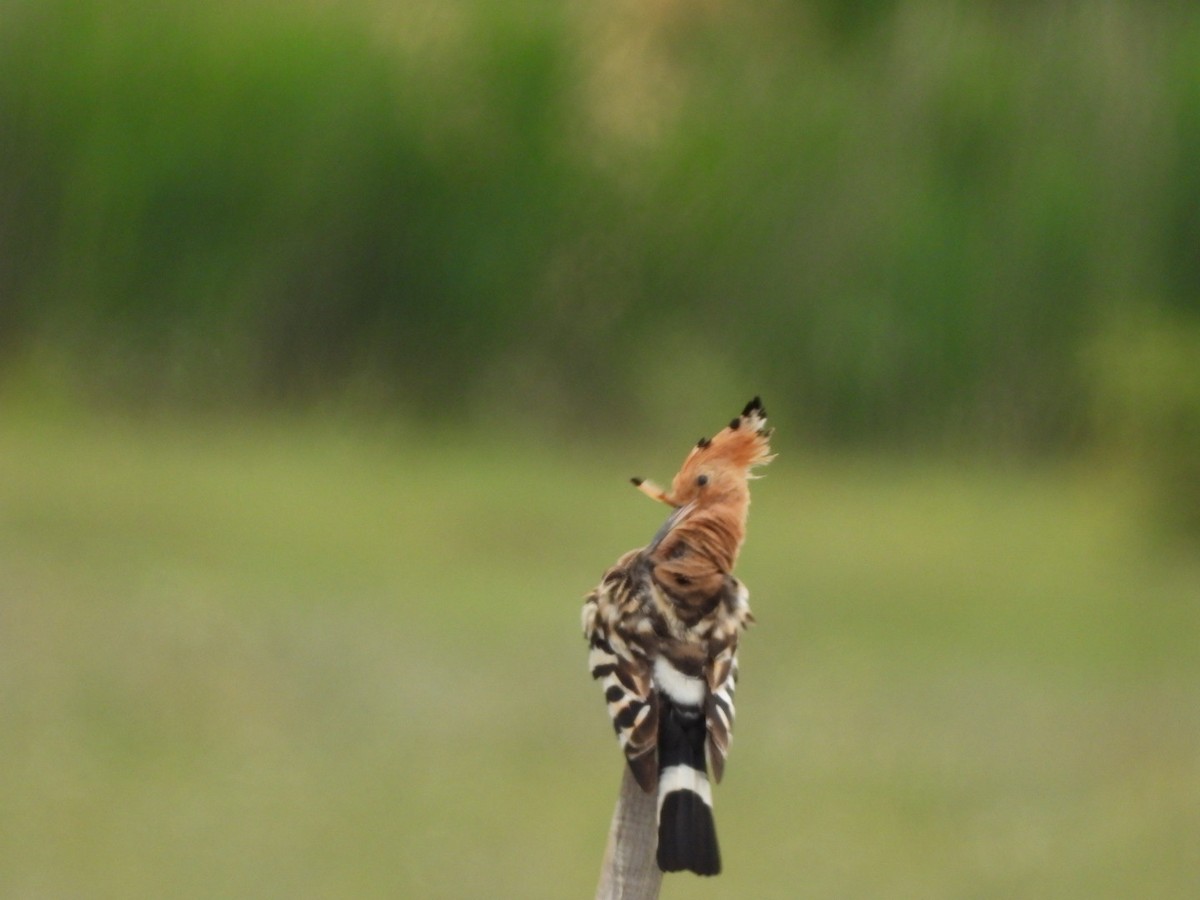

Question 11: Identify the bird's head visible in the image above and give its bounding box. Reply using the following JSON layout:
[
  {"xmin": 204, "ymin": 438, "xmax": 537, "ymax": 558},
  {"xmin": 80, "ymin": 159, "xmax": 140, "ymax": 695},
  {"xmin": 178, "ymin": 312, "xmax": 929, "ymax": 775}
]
[{"xmin": 632, "ymin": 397, "xmax": 774, "ymax": 563}]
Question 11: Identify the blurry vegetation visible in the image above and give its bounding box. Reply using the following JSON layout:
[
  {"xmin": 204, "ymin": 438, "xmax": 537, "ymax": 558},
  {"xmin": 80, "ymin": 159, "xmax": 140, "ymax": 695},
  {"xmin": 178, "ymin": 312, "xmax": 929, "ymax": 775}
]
[
  {"xmin": 1, "ymin": 0, "xmax": 1199, "ymax": 543},
  {"xmin": 1085, "ymin": 310, "xmax": 1200, "ymax": 534},
  {"xmin": 1, "ymin": 0, "xmax": 1197, "ymax": 442},
  {"xmin": 2, "ymin": 5, "xmax": 1199, "ymax": 893}
]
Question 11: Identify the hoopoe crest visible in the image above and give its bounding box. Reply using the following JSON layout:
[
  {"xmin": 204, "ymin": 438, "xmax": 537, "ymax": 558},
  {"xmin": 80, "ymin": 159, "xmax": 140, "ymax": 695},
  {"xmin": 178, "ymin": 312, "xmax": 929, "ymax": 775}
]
[{"xmin": 582, "ymin": 397, "xmax": 774, "ymax": 876}]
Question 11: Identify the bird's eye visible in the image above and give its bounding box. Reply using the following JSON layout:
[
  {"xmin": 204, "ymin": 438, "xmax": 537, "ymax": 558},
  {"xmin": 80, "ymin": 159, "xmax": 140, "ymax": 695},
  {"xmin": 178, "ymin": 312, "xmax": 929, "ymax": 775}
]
[{"xmin": 697, "ymin": 474, "xmax": 709, "ymax": 486}]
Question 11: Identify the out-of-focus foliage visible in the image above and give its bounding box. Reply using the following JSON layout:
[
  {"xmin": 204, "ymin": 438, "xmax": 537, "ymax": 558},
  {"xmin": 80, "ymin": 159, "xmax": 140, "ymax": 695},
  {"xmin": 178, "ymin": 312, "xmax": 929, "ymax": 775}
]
[
  {"xmin": 2, "ymin": 4, "xmax": 1198, "ymax": 888},
  {"xmin": 1085, "ymin": 311, "xmax": 1200, "ymax": 534},
  {"xmin": 1, "ymin": 0, "xmax": 1198, "ymax": 452}
]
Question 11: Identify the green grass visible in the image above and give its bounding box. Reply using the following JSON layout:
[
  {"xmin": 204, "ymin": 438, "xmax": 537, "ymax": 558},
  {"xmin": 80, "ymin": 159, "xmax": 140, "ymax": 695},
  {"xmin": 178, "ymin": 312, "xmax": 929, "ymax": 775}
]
[{"xmin": 1, "ymin": 412, "xmax": 1197, "ymax": 897}]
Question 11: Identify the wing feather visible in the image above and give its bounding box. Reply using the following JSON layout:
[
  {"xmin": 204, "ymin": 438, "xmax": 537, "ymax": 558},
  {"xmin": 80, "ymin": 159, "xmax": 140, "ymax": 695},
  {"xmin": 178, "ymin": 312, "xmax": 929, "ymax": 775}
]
[{"xmin": 583, "ymin": 563, "xmax": 660, "ymax": 792}]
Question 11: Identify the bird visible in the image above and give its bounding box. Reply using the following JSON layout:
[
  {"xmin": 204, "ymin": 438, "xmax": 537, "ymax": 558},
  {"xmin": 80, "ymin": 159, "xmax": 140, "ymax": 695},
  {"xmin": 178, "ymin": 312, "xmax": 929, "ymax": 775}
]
[{"xmin": 582, "ymin": 397, "xmax": 774, "ymax": 876}]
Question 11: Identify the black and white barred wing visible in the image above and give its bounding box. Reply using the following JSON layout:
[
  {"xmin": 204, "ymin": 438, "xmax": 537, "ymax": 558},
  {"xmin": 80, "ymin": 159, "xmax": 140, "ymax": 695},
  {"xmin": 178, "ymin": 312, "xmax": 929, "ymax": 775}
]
[
  {"xmin": 581, "ymin": 551, "xmax": 660, "ymax": 792},
  {"xmin": 704, "ymin": 644, "xmax": 738, "ymax": 784},
  {"xmin": 703, "ymin": 577, "xmax": 751, "ymax": 784}
]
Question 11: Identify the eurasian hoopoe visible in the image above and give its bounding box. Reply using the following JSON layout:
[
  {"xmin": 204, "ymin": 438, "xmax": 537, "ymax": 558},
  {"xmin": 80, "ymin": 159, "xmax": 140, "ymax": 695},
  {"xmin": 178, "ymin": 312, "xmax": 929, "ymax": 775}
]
[{"xmin": 582, "ymin": 397, "xmax": 774, "ymax": 876}]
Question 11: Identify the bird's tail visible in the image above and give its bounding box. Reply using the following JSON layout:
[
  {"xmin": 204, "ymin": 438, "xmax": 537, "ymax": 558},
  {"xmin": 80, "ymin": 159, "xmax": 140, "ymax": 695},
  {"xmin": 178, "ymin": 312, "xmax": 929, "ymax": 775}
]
[{"xmin": 655, "ymin": 699, "xmax": 721, "ymax": 876}]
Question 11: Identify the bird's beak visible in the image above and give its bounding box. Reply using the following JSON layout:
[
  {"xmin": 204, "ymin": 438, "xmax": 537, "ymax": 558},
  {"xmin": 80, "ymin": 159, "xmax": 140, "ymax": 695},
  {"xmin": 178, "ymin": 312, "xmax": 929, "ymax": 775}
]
[
  {"xmin": 631, "ymin": 477, "xmax": 678, "ymax": 507},
  {"xmin": 648, "ymin": 500, "xmax": 697, "ymax": 553}
]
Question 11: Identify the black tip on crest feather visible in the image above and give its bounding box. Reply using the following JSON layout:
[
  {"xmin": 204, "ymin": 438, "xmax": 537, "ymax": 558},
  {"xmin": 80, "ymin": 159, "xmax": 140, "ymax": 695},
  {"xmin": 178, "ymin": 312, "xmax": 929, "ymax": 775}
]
[
  {"xmin": 728, "ymin": 418, "xmax": 740, "ymax": 430},
  {"xmin": 631, "ymin": 477, "xmax": 643, "ymax": 486},
  {"xmin": 696, "ymin": 436, "xmax": 711, "ymax": 449},
  {"xmin": 742, "ymin": 396, "xmax": 764, "ymax": 417}
]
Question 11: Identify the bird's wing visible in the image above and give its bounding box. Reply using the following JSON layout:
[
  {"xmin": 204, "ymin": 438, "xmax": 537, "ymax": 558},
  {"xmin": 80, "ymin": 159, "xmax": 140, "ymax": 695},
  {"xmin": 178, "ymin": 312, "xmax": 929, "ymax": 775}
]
[{"xmin": 582, "ymin": 552, "xmax": 660, "ymax": 792}]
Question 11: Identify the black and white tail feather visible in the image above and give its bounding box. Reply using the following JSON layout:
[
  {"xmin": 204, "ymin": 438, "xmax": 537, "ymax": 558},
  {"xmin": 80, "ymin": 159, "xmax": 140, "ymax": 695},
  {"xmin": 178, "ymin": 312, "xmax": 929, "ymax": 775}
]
[
  {"xmin": 583, "ymin": 557, "xmax": 749, "ymax": 876},
  {"xmin": 654, "ymin": 666, "xmax": 722, "ymax": 874}
]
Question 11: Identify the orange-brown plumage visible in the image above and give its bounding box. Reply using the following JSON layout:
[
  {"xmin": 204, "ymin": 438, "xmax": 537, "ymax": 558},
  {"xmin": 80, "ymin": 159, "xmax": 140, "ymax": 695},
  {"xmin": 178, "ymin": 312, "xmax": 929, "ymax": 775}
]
[{"xmin": 634, "ymin": 397, "xmax": 774, "ymax": 609}]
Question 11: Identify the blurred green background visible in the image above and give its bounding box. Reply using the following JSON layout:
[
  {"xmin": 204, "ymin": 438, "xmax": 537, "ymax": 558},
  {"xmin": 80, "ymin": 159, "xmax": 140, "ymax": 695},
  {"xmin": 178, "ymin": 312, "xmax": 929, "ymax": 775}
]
[{"xmin": 1, "ymin": 0, "xmax": 1198, "ymax": 896}]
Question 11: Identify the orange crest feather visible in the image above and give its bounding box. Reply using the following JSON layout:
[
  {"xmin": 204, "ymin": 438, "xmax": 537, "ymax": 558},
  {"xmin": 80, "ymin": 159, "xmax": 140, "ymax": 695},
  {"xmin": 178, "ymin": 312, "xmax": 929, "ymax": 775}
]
[
  {"xmin": 671, "ymin": 397, "xmax": 774, "ymax": 498},
  {"xmin": 635, "ymin": 396, "xmax": 775, "ymax": 579},
  {"xmin": 633, "ymin": 397, "xmax": 774, "ymax": 509}
]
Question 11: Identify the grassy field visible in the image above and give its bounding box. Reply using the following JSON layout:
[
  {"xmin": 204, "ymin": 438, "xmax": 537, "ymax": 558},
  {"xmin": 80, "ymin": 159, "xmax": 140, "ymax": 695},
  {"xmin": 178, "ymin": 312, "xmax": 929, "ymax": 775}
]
[{"xmin": 0, "ymin": 411, "xmax": 1197, "ymax": 898}]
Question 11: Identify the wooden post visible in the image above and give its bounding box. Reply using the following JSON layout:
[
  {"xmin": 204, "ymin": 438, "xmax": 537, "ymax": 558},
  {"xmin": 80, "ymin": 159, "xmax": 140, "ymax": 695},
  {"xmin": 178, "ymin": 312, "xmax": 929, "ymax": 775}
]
[{"xmin": 595, "ymin": 766, "xmax": 663, "ymax": 900}]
